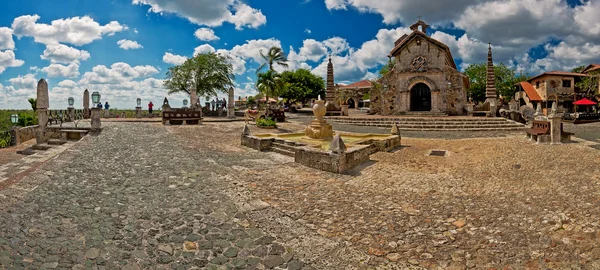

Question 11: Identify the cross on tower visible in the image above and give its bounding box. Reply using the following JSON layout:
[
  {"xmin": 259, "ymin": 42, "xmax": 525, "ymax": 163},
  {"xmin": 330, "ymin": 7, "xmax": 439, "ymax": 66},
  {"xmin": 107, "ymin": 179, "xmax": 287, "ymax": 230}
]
[
  {"xmin": 418, "ymin": 15, "xmax": 422, "ymax": 21},
  {"xmin": 488, "ymin": 42, "xmax": 492, "ymax": 48}
]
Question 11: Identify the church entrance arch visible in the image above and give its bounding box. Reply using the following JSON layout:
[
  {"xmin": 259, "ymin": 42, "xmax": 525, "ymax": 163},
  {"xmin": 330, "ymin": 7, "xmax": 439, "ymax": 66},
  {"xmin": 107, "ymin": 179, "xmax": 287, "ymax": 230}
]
[
  {"xmin": 410, "ymin": 83, "xmax": 431, "ymax": 111},
  {"xmin": 347, "ymin": 98, "xmax": 356, "ymax": 109}
]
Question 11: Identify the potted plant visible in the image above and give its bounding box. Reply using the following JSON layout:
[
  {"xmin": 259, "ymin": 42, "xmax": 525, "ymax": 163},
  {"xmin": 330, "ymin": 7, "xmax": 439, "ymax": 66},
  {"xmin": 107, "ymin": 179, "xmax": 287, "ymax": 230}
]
[{"xmin": 256, "ymin": 117, "xmax": 277, "ymax": 129}]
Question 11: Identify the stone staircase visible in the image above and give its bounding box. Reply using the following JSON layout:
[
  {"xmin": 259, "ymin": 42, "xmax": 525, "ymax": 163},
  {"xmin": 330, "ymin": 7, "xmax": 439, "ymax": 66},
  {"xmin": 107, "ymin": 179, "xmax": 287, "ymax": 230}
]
[
  {"xmin": 326, "ymin": 117, "xmax": 525, "ymax": 131},
  {"xmin": 269, "ymin": 139, "xmax": 304, "ymax": 157}
]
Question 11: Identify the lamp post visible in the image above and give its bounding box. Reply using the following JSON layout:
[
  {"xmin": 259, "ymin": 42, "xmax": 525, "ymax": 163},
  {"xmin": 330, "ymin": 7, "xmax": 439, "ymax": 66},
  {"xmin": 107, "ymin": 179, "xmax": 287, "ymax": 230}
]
[
  {"xmin": 136, "ymin": 98, "xmax": 142, "ymax": 118},
  {"xmin": 10, "ymin": 114, "xmax": 19, "ymax": 127},
  {"xmin": 91, "ymin": 91, "xmax": 100, "ymax": 106},
  {"xmin": 447, "ymin": 81, "xmax": 452, "ymax": 89},
  {"xmin": 68, "ymin": 97, "xmax": 75, "ymax": 108},
  {"xmin": 90, "ymin": 91, "xmax": 101, "ymax": 131},
  {"xmin": 67, "ymin": 97, "xmax": 75, "ymax": 121}
]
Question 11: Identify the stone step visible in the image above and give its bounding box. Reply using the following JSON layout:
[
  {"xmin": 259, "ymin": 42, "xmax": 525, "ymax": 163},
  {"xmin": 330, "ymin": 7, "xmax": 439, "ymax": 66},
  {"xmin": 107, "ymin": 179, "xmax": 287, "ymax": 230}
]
[
  {"xmin": 271, "ymin": 142, "xmax": 298, "ymax": 152},
  {"xmin": 331, "ymin": 121, "xmax": 522, "ymax": 125},
  {"xmin": 48, "ymin": 139, "xmax": 67, "ymax": 145},
  {"xmin": 16, "ymin": 148, "xmax": 38, "ymax": 155},
  {"xmin": 32, "ymin": 144, "xmax": 52, "ymax": 151},
  {"xmin": 270, "ymin": 147, "xmax": 295, "ymax": 157},
  {"xmin": 328, "ymin": 118, "xmax": 510, "ymax": 122},
  {"xmin": 333, "ymin": 122, "xmax": 523, "ymax": 128}
]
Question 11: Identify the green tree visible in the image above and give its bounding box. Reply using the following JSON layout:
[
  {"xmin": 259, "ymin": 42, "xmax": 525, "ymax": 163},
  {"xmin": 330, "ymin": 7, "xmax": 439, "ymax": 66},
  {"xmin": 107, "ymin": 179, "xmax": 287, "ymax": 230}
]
[
  {"xmin": 279, "ymin": 69, "xmax": 325, "ymax": 105},
  {"xmin": 256, "ymin": 70, "xmax": 284, "ymax": 107},
  {"xmin": 379, "ymin": 57, "xmax": 395, "ymax": 77},
  {"xmin": 28, "ymin": 98, "xmax": 37, "ymax": 111},
  {"xmin": 464, "ymin": 63, "xmax": 526, "ymax": 102},
  {"xmin": 164, "ymin": 52, "xmax": 235, "ymax": 98},
  {"xmin": 257, "ymin": 46, "xmax": 288, "ymax": 74},
  {"xmin": 571, "ymin": 66, "xmax": 599, "ymax": 97},
  {"xmin": 246, "ymin": 96, "xmax": 256, "ymax": 106}
]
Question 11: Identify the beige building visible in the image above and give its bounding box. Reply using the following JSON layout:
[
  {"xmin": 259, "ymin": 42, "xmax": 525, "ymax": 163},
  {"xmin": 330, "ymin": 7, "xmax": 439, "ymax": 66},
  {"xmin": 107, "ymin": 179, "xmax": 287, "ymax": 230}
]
[
  {"xmin": 517, "ymin": 71, "xmax": 590, "ymax": 113},
  {"xmin": 374, "ymin": 20, "xmax": 469, "ymax": 115}
]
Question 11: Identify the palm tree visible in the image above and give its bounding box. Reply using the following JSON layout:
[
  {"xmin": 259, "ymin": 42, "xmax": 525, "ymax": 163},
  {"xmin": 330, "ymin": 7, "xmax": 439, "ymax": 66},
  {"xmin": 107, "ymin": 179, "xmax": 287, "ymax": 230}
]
[
  {"xmin": 28, "ymin": 98, "xmax": 37, "ymax": 111},
  {"xmin": 256, "ymin": 70, "xmax": 283, "ymax": 110},
  {"xmin": 257, "ymin": 46, "xmax": 289, "ymax": 74}
]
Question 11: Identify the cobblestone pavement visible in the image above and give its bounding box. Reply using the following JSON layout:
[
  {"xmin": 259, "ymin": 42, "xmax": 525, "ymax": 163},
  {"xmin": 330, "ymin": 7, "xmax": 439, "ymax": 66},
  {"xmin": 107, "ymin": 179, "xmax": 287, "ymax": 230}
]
[
  {"xmin": 171, "ymin": 121, "xmax": 600, "ymax": 269},
  {"xmin": 562, "ymin": 122, "xmax": 600, "ymax": 143},
  {"xmin": 0, "ymin": 123, "xmax": 324, "ymax": 269}
]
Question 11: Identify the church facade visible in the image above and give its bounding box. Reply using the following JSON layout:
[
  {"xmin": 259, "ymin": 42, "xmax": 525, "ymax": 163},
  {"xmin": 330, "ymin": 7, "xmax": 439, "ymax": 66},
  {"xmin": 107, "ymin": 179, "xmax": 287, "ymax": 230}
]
[{"xmin": 372, "ymin": 20, "xmax": 469, "ymax": 115}]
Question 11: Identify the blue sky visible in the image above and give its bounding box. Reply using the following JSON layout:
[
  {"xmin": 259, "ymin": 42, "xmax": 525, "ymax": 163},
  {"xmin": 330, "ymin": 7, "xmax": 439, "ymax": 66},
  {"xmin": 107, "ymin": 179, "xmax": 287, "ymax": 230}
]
[{"xmin": 0, "ymin": 0, "xmax": 598, "ymax": 109}]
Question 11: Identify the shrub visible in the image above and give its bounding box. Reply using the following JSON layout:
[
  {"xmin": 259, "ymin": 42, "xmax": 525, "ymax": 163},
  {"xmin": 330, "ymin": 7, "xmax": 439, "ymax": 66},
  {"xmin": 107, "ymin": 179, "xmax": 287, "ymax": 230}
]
[{"xmin": 256, "ymin": 117, "xmax": 277, "ymax": 128}]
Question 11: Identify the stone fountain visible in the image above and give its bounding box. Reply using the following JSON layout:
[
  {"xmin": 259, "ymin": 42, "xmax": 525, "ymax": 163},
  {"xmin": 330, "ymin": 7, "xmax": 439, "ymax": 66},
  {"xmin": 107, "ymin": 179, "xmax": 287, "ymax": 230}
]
[{"xmin": 305, "ymin": 96, "xmax": 334, "ymax": 140}]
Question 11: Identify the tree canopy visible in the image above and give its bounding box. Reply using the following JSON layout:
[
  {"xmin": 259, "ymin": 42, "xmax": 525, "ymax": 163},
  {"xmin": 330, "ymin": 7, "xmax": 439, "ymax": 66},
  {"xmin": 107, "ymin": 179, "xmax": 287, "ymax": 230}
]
[
  {"xmin": 164, "ymin": 52, "xmax": 235, "ymax": 97},
  {"xmin": 571, "ymin": 66, "xmax": 599, "ymax": 97},
  {"xmin": 256, "ymin": 70, "xmax": 284, "ymax": 103},
  {"xmin": 257, "ymin": 46, "xmax": 288, "ymax": 74},
  {"xmin": 464, "ymin": 63, "xmax": 527, "ymax": 102},
  {"xmin": 278, "ymin": 69, "xmax": 325, "ymax": 104}
]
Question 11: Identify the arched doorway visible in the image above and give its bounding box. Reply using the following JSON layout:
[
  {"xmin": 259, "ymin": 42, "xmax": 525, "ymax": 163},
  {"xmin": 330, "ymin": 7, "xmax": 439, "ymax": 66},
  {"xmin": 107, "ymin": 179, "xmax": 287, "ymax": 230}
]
[
  {"xmin": 347, "ymin": 98, "xmax": 356, "ymax": 109},
  {"xmin": 410, "ymin": 83, "xmax": 431, "ymax": 111}
]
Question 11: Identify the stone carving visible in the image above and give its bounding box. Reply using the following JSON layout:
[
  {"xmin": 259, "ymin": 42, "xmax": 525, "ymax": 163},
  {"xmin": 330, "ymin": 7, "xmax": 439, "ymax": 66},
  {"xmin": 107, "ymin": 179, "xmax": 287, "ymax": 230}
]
[
  {"xmin": 329, "ymin": 134, "xmax": 347, "ymax": 154},
  {"xmin": 242, "ymin": 125, "xmax": 251, "ymax": 136},
  {"xmin": 83, "ymin": 89, "xmax": 90, "ymax": 119},
  {"xmin": 410, "ymin": 56, "xmax": 428, "ymax": 72},
  {"xmin": 390, "ymin": 123, "xmax": 400, "ymax": 135},
  {"xmin": 36, "ymin": 79, "xmax": 49, "ymax": 144},
  {"xmin": 305, "ymin": 97, "xmax": 333, "ymax": 140}
]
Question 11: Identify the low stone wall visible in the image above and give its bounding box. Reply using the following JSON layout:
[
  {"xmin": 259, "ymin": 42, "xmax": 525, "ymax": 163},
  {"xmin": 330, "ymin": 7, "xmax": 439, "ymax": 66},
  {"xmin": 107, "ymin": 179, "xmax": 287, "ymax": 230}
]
[
  {"xmin": 295, "ymin": 145, "xmax": 373, "ymax": 173},
  {"xmin": 241, "ymin": 135, "xmax": 273, "ymax": 151},
  {"xmin": 15, "ymin": 125, "xmax": 37, "ymax": 144}
]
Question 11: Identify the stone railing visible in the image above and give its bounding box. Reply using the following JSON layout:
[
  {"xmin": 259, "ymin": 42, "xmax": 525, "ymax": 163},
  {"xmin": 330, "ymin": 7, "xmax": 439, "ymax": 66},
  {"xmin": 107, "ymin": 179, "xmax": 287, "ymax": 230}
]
[{"xmin": 47, "ymin": 109, "xmax": 85, "ymax": 127}]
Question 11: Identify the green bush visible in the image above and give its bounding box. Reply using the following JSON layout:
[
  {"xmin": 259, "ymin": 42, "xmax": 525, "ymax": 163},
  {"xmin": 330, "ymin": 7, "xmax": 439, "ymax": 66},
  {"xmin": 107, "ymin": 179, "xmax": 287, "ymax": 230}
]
[
  {"xmin": 17, "ymin": 113, "xmax": 37, "ymax": 127},
  {"xmin": 0, "ymin": 132, "xmax": 11, "ymax": 148},
  {"xmin": 256, "ymin": 117, "xmax": 277, "ymax": 128}
]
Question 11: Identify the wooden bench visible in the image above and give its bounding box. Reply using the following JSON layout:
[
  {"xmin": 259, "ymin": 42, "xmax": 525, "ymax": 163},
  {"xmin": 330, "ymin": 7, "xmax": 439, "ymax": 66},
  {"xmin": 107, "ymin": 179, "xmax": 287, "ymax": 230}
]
[
  {"xmin": 525, "ymin": 120, "xmax": 550, "ymax": 136},
  {"xmin": 266, "ymin": 109, "xmax": 286, "ymax": 122},
  {"xmin": 162, "ymin": 110, "xmax": 202, "ymax": 125}
]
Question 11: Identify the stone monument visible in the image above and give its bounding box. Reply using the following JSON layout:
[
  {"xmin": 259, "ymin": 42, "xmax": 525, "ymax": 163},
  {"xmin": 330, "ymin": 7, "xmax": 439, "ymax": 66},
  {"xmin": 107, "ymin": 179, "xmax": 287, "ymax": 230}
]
[
  {"xmin": 36, "ymin": 79, "xmax": 49, "ymax": 144},
  {"xmin": 485, "ymin": 43, "xmax": 498, "ymax": 117},
  {"xmin": 549, "ymin": 102, "xmax": 562, "ymax": 144},
  {"xmin": 305, "ymin": 96, "xmax": 334, "ymax": 140},
  {"xmin": 190, "ymin": 88, "xmax": 198, "ymax": 109},
  {"xmin": 325, "ymin": 56, "xmax": 342, "ymax": 115},
  {"xmin": 91, "ymin": 106, "xmax": 101, "ymax": 131},
  {"xmin": 83, "ymin": 89, "xmax": 90, "ymax": 119},
  {"xmin": 228, "ymin": 87, "xmax": 235, "ymax": 119}
]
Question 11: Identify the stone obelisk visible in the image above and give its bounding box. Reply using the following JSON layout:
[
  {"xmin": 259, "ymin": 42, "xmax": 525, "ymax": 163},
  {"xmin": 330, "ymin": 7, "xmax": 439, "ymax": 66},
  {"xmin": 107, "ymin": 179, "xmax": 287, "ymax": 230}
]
[
  {"xmin": 36, "ymin": 79, "xmax": 49, "ymax": 144},
  {"xmin": 485, "ymin": 43, "xmax": 497, "ymax": 117},
  {"xmin": 227, "ymin": 87, "xmax": 235, "ymax": 119},
  {"xmin": 83, "ymin": 89, "xmax": 90, "ymax": 119},
  {"xmin": 326, "ymin": 55, "xmax": 335, "ymax": 103},
  {"xmin": 190, "ymin": 88, "xmax": 198, "ymax": 109}
]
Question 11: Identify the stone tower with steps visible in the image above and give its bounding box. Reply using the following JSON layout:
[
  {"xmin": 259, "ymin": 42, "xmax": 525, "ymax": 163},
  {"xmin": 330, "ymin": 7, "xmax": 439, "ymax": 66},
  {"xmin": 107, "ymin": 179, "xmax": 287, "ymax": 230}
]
[{"xmin": 485, "ymin": 43, "xmax": 498, "ymax": 116}]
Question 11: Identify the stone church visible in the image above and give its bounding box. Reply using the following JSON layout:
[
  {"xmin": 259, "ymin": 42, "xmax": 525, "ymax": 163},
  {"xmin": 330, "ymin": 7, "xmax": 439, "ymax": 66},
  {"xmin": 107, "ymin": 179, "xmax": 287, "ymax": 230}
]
[{"xmin": 372, "ymin": 20, "xmax": 469, "ymax": 115}]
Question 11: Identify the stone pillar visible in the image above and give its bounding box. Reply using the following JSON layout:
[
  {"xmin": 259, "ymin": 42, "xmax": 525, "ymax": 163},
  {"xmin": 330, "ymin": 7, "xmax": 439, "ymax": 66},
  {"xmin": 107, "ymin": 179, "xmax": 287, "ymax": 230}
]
[
  {"xmin": 91, "ymin": 108, "xmax": 101, "ymax": 131},
  {"xmin": 431, "ymin": 91, "xmax": 441, "ymax": 113},
  {"xmin": 228, "ymin": 87, "xmax": 235, "ymax": 118},
  {"xmin": 83, "ymin": 89, "xmax": 90, "ymax": 119},
  {"xmin": 36, "ymin": 79, "xmax": 49, "ymax": 144},
  {"xmin": 68, "ymin": 108, "xmax": 74, "ymax": 122},
  {"xmin": 341, "ymin": 105, "xmax": 349, "ymax": 116},
  {"xmin": 136, "ymin": 107, "xmax": 142, "ymax": 118},
  {"xmin": 399, "ymin": 91, "xmax": 409, "ymax": 113},
  {"xmin": 9, "ymin": 127, "xmax": 18, "ymax": 146},
  {"xmin": 190, "ymin": 88, "xmax": 198, "ymax": 109},
  {"xmin": 326, "ymin": 56, "xmax": 335, "ymax": 103}
]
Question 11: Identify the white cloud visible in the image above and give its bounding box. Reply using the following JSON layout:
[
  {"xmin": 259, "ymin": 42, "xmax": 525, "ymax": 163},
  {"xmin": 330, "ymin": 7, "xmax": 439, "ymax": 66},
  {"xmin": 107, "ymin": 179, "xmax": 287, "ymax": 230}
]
[
  {"xmin": 0, "ymin": 27, "xmax": 15, "ymax": 50},
  {"xmin": 229, "ymin": 38, "xmax": 281, "ymax": 63},
  {"xmin": 132, "ymin": 0, "xmax": 266, "ymax": 29},
  {"xmin": 194, "ymin": 28, "xmax": 219, "ymax": 41},
  {"xmin": 0, "ymin": 50, "xmax": 25, "ymax": 74},
  {"xmin": 42, "ymin": 62, "xmax": 80, "ymax": 78},
  {"xmin": 40, "ymin": 44, "xmax": 91, "ymax": 63},
  {"xmin": 305, "ymin": 28, "xmax": 311, "ymax": 34},
  {"xmin": 8, "ymin": 74, "xmax": 37, "ymax": 90},
  {"xmin": 57, "ymin": 79, "xmax": 78, "ymax": 88},
  {"xmin": 193, "ymin": 44, "xmax": 216, "ymax": 56},
  {"xmin": 79, "ymin": 62, "xmax": 159, "ymax": 85},
  {"xmin": 117, "ymin": 39, "xmax": 143, "ymax": 50},
  {"xmin": 574, "ymin": 0, "xmax": 600, "ymax": 37},
  {"xmin": 163, "ymin": 52, "xmax": 187, "ymax": 65},
  {"xmin": 12, "ymin": 15, "xmax": 127, "ymax": 46}
]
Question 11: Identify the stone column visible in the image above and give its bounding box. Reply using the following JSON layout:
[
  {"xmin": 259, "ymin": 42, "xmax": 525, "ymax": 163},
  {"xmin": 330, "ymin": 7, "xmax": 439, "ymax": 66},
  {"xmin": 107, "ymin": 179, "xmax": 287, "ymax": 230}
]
[
  {"xmin": 549, "ymin": 102, "xmax": 561, "ymax": 144},
  {"xmin": 68, "ymin": 107, "xmax": 74, "ymax": 122},
  {"xmin": 136, "ymin": 107, "xmax": 142, "ymax": 118},
  {"xmin": 36, "ymin": 79, "xmax": 49, "ymax": 144},
  {"xmin": 228, "ymin": 87, "xmax": 235, "ymax": 118},
  {"xmin": 399, "ymin": 91, "xmax": 409, "ymax": 113},
  {"xmin": 83, "ymin": 89, "xmax": 90, "ymax": 119},
  {"xmin": 431, "ymin": 90, "xmax": 441, "ymax": 113},
  {"xmin": 91, "ymin": 108, "xmax": 101, "ymax": 131},
  {"xmin": 190, "ymin": 88, "xmax": 198, "ymax": 109}
]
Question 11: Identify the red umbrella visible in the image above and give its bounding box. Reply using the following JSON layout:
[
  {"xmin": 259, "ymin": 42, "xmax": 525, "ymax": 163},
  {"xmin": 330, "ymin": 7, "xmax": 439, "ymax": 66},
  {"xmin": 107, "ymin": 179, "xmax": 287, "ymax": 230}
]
[{"xmin": 573, "ymin": 98, "xmax": 597, "ymax": 106}]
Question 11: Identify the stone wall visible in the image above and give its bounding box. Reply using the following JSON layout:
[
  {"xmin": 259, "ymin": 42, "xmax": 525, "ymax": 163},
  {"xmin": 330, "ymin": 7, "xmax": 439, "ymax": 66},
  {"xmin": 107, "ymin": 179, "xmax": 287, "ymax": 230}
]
[
  {"xmin": 241, "ymin": 135, "xmax": 273, "ymax": 151},
  {"xmin": 15, "ymin": 125, "xmax": 37, "ymax": 145},
  {"xmin": 376, "ymin": 36, "xmax": 467, "ymax": 115},
  {"xmin": 294, "ymin": 145, "xmax": 374, "ymax": 174}
]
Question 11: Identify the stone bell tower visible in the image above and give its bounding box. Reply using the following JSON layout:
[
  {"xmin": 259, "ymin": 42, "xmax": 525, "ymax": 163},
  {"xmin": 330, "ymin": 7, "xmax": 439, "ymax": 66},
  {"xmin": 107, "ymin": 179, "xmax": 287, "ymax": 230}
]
[
  {"xmin": 326, "ymin": 55, "xmax": 335, "ymax": 102},
  {"xmin": 485, "ymin": 43, "xmax": 497, "ymax": 116}
]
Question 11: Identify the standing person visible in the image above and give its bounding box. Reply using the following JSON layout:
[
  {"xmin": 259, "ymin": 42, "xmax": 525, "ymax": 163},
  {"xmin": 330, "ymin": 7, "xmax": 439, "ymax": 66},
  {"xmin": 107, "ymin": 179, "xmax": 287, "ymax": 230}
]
[
  {"xmin": 223, "ymin": 98, "xmax": 227, "ymax": 110},
  {"xmin": 211, "ymin": 99, "xmax": 216, "ymax": 111},
  {"xmin": 104, "ymin": 102, "xmax": 110, "ymax": 118},
  {"xmin": 148, "ymin": 101, "xmax": 154, "ymax": 118}
]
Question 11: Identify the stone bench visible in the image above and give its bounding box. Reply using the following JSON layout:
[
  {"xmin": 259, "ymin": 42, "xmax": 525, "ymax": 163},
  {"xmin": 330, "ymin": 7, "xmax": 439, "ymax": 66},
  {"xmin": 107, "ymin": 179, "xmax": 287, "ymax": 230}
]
[
  {"xmin": 60, "ymin": 129, "xmax": 89, "ymax": 141},
  {"xmin": 524, "ymin": 120, "xmax": 550, "ymax": 143}
]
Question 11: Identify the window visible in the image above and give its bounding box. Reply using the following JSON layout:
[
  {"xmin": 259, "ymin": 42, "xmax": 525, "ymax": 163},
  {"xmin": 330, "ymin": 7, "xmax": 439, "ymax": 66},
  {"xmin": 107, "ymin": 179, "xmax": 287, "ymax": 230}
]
[
  {"xmin": 562, "ymin": 80, "xmax": 571, "ymax": 88},
  {"xmin": 536, "ymin": 81, "xmax": 540, "ymax": 88}
]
